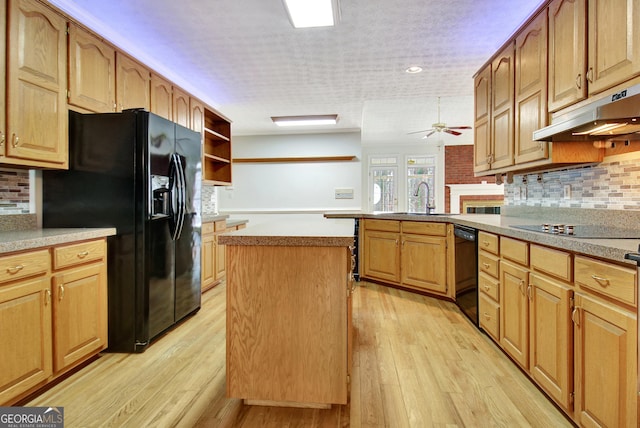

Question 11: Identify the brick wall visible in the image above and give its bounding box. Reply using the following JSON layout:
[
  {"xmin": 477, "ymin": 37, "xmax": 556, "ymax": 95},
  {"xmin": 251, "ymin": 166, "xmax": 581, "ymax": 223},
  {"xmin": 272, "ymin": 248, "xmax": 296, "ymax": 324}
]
[{"xmin": 445, "ymin": 145, "xmax": 498, "ymax": 212}]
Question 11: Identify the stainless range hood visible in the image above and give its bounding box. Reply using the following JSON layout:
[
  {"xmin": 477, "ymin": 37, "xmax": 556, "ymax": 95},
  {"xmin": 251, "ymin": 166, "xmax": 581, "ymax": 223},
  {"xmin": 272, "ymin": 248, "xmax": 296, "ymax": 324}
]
[{"xmin": 533, "ymin": 84, "xmax": 640, "ymax": 142}]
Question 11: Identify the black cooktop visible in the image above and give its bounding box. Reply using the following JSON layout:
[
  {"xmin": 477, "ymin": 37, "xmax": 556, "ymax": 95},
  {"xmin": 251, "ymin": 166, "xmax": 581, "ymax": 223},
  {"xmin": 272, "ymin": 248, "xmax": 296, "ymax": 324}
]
[{"xmin": 511, "ymin": 224, "xmax": 640, "ymax": 239}]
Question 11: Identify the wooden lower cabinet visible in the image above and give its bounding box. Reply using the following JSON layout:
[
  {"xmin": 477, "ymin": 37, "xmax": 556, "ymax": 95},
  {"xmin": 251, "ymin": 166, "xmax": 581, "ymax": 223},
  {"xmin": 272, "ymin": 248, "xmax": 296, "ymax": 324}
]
[
  {"xmin": 528, "ymin": 272, "xmax": 573, "ymax": 413},
  {"xmin": 573, "ymin": 292, "xmax": 637, "ymax": 428},
  {"xmin": 0, "ymin": 275, "xmax": 52, "ymax": 404},
  {"xmin": 201, "ymin": 220, "xmax": 227, "ymax": 293},
  {"xmin": 362, "ymin": 220, "xmax": 450, "ymax": 295},
  {"xmin": 0, "ymin": 239, "xmax": 108, "ymax": 405},
  {"xmin": 500, "ymin": 260, "xmax": 530, "ymax": 368},
  {"xmin": 362, "ymin": 229, "xmax": 401, "ymax": 284},
  {"xmin": 401, "ymin": 233, "xmax": 447, "ymax": 293},
  {"xmin": 226, "ymin": 244, "xmax": 352, "ymax": 405}
]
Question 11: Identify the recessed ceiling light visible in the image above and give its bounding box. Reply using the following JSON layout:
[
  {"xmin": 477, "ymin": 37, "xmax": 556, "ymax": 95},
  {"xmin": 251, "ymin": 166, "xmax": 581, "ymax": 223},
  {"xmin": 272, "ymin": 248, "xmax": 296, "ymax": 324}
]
[
  {"xmin": 271, "ymin": 115, "xmax": 339, "ymax": 127},
  {"xmin": 283, "ymin": 0, "xmax": 339, "ymax": 28},
  {"xmin": 405, "ymin": 66, "xmax": 423, "ymax": 74}
]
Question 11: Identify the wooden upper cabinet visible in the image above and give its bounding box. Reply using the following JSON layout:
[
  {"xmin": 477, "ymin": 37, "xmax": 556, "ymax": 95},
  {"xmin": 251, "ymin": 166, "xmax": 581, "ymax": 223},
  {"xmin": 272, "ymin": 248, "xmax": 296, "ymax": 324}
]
[
  {"xmin": 587, "ymin": 0, "xmax": 640, "ymax": 95},
  {"xmin": 150, "ymin": 74, "xmax": 173, "ymax": 120},
  {"xmin": 68, "ymin": 23, "xmax": 116, "ymax": 113},
  {"xmin": 6, "ymin": 0, "xmax": 67, "ymax": 168},
  {"xmin": 548, "ymin": 0, "xmax": 587, "ymax": 112},
  {"xmin": 473, "ymin": 65, "xmax": 491, "ymax": 173},
  {"xmin": 172, "ymin": 87, "xmax": 190, "ymax": 128},
  {"xmin": 190, "ymin": 97, "xmax": 205, "ymax": 134},
  {"xmin": 490, "ymin": 43, "xmax": 515, "ymax": 170},
  {"xmin": 514, "ymin": 11, "xmax": 548, "ymax": 165},
  {"xmin": 115, "ymin": 52, "xmax": 150, "ymax": 112}
]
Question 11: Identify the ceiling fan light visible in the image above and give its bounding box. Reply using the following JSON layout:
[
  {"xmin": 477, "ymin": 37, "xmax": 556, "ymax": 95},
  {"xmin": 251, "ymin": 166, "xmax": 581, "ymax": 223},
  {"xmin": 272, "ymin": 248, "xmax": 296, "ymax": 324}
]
[{"xmin": 405, "ymin": 66, "xmax": 423, "ymax": 74}]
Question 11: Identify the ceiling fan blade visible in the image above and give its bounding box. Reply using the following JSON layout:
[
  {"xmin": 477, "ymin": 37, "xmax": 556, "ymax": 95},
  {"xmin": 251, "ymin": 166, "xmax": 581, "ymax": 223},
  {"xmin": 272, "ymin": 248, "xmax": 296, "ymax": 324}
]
[
  {"xmin": 447, "ymin": 126, "xmax": 472, "ymax": 130},
  {"xmin": 444, "ymin": 129, "xmax": 462, "ymax": 136},
  {"xmin": 422, "ymin": 130, "xmax": 437, "ymax": 138},
  {"xmin": 407, "ymin": 129, "xmax": 435, "ymax": 135}
]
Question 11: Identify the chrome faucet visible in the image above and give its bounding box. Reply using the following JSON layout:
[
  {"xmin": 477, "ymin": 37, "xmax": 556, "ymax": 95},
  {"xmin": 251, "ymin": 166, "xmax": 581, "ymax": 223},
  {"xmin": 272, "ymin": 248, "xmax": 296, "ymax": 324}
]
[{"xmin": 414, "ymin": 181, "xmax": 435, "ymax": 214}]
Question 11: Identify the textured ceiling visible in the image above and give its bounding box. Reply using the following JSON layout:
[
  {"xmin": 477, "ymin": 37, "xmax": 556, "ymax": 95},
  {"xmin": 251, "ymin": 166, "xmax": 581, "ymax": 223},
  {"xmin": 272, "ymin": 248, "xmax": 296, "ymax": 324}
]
[{"xmin": 50, "ymin": 0, "xmax": 545, "ymax": 144}]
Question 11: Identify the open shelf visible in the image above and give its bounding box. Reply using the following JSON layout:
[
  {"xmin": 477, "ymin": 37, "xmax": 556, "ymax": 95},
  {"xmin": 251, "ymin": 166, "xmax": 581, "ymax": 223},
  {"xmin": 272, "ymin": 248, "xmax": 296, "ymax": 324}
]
[
  {"xmin": 233, "ymin": 156, "xmax": 357, "ymax": 163},
  {"xmin": 202, "ymin": 108, "xmax": 232, "ymax": 185}
]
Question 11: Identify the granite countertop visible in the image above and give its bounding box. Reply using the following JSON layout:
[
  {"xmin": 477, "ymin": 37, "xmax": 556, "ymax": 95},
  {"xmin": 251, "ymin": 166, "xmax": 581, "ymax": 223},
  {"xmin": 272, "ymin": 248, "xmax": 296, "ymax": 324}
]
[
  {"xmin": 0, "ymin": 228, "xmax": 117, "ymax": 254},
  {"xmin": 325, "ymin": 210, "xmax": 640, "ymax": 266},
  {"xmin": 201, "ymin": 214, "xmax": 229, "ymax": 223},
  {"xmin": 219, "ymin": 218, "xmax": 355, "ymax": 247}
]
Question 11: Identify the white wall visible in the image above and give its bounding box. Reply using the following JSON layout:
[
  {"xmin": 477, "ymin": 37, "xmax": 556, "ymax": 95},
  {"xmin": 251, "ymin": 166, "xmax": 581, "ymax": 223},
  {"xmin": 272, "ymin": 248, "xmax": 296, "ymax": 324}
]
[{"xmin": 218, "ymin": 132, "xmax": 362, "ymax": 223}]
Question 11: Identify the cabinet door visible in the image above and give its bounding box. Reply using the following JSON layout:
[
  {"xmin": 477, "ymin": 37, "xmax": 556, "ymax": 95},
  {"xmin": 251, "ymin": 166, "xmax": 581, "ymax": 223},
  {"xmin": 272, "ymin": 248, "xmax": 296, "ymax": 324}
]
[
  {"xmin": 201, "ymin": 231, "xmax": 215, "ymax": 291},
  {"xmin": 500, "ymin": 260, "xmax": 529, "ymax": 369},
  {"xmin": 150, "ymin": 74, "xmax": 173, "ymax": 120},
  {"xmin": 573, "ymin": 292, "xmax": 637, "ymax": 428},
  {"xmin": 115, "ymin": 52, "xmax": 150, "ymax": 111},
  {"xmin": 191, "ymin": 97, "xmax": 205, "ymax": 135},
  {"xmin": 173, "ymin": 87, "xmax": 190, "ymax": 128},
  {"xmin": 490, "ymin": 43, "xmax": 515, "ymax": 170},
  {"xmin": 473, "ymin": 65, "xmax": 491, "ymax": 173},
  {"xmin": 52, "ymin": 263, "xmax": 107, "ymax": 373},
  {"xmin": 363, "ymin": 230, "xmax": 400, "ymax": 283},
  {"xmin": 215, "ymin": 234, "xmax": 226, "ymax": 281},
  {"xmin": 68, "ymin": 23, "xmax": 116, "ymax": 113},
  {"xmin": 401, "ymin": 234, "xmax": 447, "ymax": 294},
  {"xmin": 529, "ymin": 273, "xmax": 573, "ymax": 413},
  {"xmin": 587, "ymin": 0, "xmax": 640, "ymax": 94},
  {"xmin": 6, "ymin": 0, "xmax": 67, "ymax": 168},
  {"xmin": 514, "ymin": 11, "xmax": 549, "ymax": 165},
  {"xmin": 548, "ymin": 0, "xmax": 587, "ymax": 112},
  {"xmin": 0, "ymin": 276, "xmax": 52, "ymax": 404}
]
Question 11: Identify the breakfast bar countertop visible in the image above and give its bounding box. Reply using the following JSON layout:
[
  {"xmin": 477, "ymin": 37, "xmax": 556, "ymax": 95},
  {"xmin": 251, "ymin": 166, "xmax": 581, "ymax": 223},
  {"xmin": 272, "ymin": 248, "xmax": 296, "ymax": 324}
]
[{"xmin": 218, "ymin": 218, "xmax": 355, "ymax": 247}]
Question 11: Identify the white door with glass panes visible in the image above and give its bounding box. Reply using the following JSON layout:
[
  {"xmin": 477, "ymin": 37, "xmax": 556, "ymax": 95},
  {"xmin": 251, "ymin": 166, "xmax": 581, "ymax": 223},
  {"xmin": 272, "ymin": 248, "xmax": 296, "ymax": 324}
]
[
  {"xmin": 369, "ymin": 166, "xmax": 398, "ymax": 212},
  {"xmin": 407, "ymin": 156, "xmax": 437, "ymax": 213}
]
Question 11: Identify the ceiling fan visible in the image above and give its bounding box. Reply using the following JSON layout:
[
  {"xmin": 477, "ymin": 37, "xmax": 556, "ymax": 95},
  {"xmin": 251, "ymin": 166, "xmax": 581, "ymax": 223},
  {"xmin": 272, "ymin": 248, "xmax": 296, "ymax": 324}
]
[{"xmin": 408, "ymin": 97, "xmax": 472, "ymax": 138}]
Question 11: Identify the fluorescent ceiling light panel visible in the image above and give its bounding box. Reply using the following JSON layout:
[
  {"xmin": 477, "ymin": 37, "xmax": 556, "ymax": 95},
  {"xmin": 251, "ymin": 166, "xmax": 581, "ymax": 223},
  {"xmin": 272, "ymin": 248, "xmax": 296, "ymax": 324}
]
[
  {"xmin": 272, "ymin": 115, "xmax": 338, "ymax": 127},
  {"xmin": 283, "ymin": 0, "xmax": 337, "ymax": 28}
]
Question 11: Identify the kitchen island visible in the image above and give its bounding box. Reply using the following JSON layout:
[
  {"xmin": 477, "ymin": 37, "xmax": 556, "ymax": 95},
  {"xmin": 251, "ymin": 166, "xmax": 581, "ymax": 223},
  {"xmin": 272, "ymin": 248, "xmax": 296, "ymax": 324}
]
[{"xmin": 219, "ymin": 218, "xmax": 355, "ymax": 407}]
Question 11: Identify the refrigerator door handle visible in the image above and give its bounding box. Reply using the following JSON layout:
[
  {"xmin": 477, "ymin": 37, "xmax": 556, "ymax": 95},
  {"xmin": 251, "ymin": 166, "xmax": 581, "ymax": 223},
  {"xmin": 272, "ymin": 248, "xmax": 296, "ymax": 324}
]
[
  {"xmin": 174, "ymin": 154, "xmax": 187, "ymax": 239},
  {"xmin": 172, "ymin": 153, "xmax": 186, "ymax": 241}
]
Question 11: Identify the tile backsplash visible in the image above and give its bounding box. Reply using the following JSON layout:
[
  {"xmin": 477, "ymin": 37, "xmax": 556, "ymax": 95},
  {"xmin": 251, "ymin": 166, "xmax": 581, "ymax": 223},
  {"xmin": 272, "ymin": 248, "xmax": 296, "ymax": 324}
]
[
  {"xmin": 0, "ymin": 169, "xmax": 30, "ymax": 214},
  {"xmin": 504, "ymin": 152, "xmax": 640, "ymax": 209},
  {"xmin": 201, "ymin": 185, "xmax": 218, "ymax": 214}
]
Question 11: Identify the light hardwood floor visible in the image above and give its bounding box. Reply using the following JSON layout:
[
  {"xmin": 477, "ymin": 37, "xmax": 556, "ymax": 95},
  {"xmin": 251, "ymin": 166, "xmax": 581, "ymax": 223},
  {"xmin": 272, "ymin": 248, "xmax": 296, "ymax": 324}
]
[{"xmin": 26, "ymin": 281, "xmax": 573, "ymax": 427}]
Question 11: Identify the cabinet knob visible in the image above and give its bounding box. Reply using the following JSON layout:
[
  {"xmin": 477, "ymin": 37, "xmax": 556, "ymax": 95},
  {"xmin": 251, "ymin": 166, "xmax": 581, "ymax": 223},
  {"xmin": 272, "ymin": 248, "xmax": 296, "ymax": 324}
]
[
  {"xmin": 77, "ymin": 250, "xmax": 89, "ymax": 259},
  {"xmin": 576, "ymin": 73, "xmax": 582, "ymax": 90},
  {"xmin": 7, "ymin": 264, "xmax": 24, "ymax": 274},
  {"xmin": 11, "ymin": 134, "xmax": 19, "ymax": 148},
  {"xmin": 586, "ymin": 67, "xmax": 594, "ymax": 83},
  {"xmin": 0, "ymin": 132, "xmax": 4, "ymax": 146},
  {"xmin": 59, "ymin": 285, "xmax": 65, "ymax": 301}
]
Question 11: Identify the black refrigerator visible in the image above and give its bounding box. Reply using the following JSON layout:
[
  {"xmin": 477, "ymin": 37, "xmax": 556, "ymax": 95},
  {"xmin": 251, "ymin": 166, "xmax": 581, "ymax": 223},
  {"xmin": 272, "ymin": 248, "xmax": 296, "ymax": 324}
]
[{"xmin": 43, "ymin": 110, "xmax": 202, "ymax": 353}]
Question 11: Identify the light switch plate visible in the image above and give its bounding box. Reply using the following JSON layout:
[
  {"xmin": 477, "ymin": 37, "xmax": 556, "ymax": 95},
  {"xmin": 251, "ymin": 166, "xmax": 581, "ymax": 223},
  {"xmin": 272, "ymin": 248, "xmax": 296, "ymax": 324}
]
[{"xmin": 335, "ymin": 188, "xmax": 354, "ymax": 199}]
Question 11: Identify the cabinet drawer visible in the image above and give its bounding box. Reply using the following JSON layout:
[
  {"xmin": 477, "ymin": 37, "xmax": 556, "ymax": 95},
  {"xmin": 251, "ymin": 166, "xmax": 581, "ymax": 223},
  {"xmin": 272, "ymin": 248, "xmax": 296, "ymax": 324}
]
[
  {"xmin": 500, "ymin": 237, "xmax": 528, "ymax": 266},
  {"xmin": 479, "ymin": 251, "xmax": 500, "ymax": 278},
  {"xmin": 575, "ymin": 256, "xmax": 637, "ymax": 306},
  {"xmin": 53, "ymin": 240, "xmax": 106, "ymax": 270},
  {"xmin": 478, "ymin": 231, "xmax": 499, "ymax": 255},
  {"xmin": 214, "ymin": 220, "xmax": 226, "ymax": 232},
  {"xmin": 479, "ymin": 271, "xmax": 500, "ymax": 301},
  {"xmin": 202, "ymin": 222, "xmax": 215, "ymax": 235},
  {"xmin": 531, "ymin": 245, "xmax": 573, "ymax": 282},
  {"xmin": 0, "ymin": 249, "xmax": 50, "ymax": 284},
  {"xmin": 364, "ymin": 219, "xmax": 400, "ymax": 232},
  {"xmin": 479, "ymin": 292, "xmax": 500, "ymax": 341},
  {"xmin": 401, "ymin": 221, "xmax": 447, "ymax": 236}
]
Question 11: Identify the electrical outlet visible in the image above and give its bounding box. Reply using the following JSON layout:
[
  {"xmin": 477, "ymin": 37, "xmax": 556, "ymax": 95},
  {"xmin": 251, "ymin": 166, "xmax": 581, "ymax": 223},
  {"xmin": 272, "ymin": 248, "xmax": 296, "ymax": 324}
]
[
  {"xmin": 521, "ymin": 187, "xmax": 527, "ymax": 200},
  {"xmin": 563, "ymin": 184, "xmax": 571, "ymax": 199},
  {"xmin": 513, "ymin": 186, "xmax": 521, "ymax": 200}
]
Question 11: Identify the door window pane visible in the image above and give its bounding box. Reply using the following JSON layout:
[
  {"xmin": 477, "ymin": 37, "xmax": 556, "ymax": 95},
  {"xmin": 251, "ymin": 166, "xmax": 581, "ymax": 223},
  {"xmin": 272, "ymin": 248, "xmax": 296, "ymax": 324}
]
[
  {"xmin": 371, "ymin": 167, "xmax": 397, "ymax": 212},
  {"xmin": 407, "ymin": 156, "xmax": 436, "ymax": 213}
]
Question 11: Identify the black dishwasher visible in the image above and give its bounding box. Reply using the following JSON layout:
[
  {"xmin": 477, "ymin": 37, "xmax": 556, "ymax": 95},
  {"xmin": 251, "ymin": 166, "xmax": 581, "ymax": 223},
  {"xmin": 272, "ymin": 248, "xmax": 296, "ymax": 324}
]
[{"xmin": 453, "ymin": 225, "xmax": 478, "ymax": 326}]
